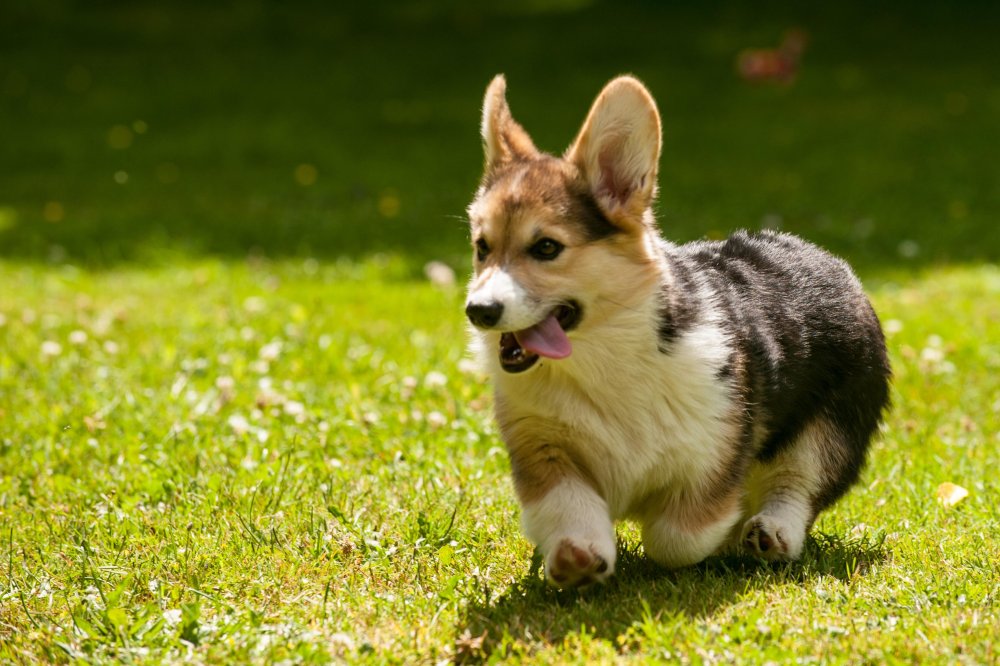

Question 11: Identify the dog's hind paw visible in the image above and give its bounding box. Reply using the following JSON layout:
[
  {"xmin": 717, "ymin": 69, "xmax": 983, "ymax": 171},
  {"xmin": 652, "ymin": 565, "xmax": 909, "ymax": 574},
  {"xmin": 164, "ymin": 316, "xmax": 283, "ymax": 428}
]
[
  {"xmin": 545, "ymin": 538, "xmax": 613, "ymax": 588},
  {"xmin": 742, "ymin": 514, "xmax": 803, "ymax": 561}
]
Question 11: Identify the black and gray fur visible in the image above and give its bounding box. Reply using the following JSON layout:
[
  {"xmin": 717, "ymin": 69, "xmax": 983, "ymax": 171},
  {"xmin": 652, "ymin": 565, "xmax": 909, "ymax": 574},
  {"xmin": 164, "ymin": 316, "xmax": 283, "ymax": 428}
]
[{"xmin": 661, "ymin": 230, "xmax": 890, "ymax": 532}]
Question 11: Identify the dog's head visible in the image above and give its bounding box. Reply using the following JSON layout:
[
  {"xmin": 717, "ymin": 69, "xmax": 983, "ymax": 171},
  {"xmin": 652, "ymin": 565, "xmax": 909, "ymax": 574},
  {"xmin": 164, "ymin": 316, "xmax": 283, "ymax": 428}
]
[{"xmin": 465, "ymin": 75, "xmax": 664, "ymax": 373}]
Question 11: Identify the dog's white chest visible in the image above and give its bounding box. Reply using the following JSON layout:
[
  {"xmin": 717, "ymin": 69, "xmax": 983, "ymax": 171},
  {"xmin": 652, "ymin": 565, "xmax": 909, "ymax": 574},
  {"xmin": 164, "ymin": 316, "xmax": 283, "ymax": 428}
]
[{"xmin": 497, "ymin": 320, "xmax": 737, "ymax": 518}]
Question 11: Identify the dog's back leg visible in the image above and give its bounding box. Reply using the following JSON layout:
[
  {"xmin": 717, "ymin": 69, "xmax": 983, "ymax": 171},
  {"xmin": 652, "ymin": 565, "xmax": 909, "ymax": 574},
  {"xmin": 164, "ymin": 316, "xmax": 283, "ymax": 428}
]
[{"xmin": 740, "ymin": 415, "xmax": 864, "ymax": 560}]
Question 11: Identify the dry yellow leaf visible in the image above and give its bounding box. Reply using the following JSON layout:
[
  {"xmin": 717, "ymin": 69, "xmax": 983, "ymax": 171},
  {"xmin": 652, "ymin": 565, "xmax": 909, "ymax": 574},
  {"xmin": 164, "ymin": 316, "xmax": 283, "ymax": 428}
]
[{"xmin": 936, "ymin": 482, "xmax": 969, "ymax": 507}]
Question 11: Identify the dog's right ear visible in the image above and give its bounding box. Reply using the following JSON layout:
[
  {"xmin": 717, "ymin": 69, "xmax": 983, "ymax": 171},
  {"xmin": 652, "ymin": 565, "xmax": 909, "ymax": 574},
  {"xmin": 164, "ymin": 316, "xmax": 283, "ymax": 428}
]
[{"xmin": 481, "ymin": 75, "xmax": 538, "ymax": 172}]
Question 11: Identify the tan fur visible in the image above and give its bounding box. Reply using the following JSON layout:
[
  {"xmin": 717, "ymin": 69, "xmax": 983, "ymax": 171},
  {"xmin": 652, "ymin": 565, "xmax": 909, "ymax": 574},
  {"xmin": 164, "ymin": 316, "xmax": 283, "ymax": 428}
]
[{"xmin": 494, "ymin": 400, "xmax": 603, "ymax": 504}]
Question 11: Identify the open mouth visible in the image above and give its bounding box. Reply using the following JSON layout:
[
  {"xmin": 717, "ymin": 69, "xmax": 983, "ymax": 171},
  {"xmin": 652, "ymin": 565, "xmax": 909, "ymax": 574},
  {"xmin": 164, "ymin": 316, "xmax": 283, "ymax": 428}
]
[{"xmin": 499, "ymin": 301, "xmax": 581, "ymax": 373}]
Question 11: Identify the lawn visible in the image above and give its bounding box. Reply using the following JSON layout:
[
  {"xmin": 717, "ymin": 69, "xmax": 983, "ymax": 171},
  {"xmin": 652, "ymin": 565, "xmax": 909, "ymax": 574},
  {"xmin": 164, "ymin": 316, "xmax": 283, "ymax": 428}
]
[{"xmin": 2, "ymin": 1, "xmax": 999, "ymax": 664}]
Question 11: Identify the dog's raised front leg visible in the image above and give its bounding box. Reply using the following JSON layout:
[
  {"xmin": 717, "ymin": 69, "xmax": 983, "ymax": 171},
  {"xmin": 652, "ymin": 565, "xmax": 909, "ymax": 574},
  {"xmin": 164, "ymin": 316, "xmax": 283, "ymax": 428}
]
[{"xmin": 520, "ymin": 477, "xmax": 616, "ymax": 587}]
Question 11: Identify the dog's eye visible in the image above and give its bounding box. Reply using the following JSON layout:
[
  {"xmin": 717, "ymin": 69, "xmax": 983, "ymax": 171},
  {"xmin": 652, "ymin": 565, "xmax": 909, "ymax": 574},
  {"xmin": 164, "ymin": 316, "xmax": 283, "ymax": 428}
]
[
  {"xmin": 529, "ymin": 238, "xmax": 564, "ymax": 261},
  {"xmin": 475, "ymin": 238, "xmax": 490, "ymax": 261}
]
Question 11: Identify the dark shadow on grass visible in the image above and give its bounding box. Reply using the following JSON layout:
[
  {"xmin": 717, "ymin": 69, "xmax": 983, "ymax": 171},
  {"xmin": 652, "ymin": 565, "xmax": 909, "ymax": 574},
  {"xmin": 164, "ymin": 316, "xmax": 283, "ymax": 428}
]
[{"xmin": 454, "ymin": 531, "xmax": 889, "ymax": 662}]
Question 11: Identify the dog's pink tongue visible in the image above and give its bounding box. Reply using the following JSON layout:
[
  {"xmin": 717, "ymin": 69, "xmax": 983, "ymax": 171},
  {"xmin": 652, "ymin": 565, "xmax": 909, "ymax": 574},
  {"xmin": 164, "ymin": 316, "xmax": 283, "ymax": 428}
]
[{"xmin": 514, "ymin": 314, "xmax": 572, "ymax": 359}]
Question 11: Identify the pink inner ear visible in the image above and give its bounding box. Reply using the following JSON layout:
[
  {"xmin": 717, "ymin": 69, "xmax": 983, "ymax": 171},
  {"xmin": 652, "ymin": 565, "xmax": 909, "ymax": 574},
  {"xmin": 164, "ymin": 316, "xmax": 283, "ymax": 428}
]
[
  {"xmin": 597, "ymin": 144, "xmax": 635, "ymax": 207},
  {"xmin": 597, "ymin": 135, "xmax": 646, "ymax": 206}
]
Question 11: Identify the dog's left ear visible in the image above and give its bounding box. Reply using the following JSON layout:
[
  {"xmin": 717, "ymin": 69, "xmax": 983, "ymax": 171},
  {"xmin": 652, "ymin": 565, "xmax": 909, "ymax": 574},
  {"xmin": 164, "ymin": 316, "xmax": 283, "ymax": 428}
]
[
  {"xmin": 481, "ymin": 74, "xmax": 539, "ymax": 172},
  {"xmin": 565, "ymin": 76, "xmax": 661, "ymax": 226}
]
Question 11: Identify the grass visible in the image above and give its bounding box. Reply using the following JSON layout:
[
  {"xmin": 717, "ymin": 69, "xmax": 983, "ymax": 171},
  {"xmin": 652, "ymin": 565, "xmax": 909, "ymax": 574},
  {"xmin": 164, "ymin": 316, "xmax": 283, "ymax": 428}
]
[
  {"xmin": 2, "ymin": 0, "xmax": 999, "ymax": 663},
  {"xmin": 1, "ymin": 261, "xmax": 998, "ymax": 663}
]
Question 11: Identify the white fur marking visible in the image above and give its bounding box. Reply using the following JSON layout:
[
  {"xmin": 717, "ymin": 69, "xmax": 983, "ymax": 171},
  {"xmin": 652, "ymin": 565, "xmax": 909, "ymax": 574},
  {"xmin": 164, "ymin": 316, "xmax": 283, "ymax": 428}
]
[
  {"xmin": 466, "ymin": 268, "xmax": 546, "ymax": 330},
  {"xmin": 521, "ymin": 479, "xmax": 616, "ymax": 585}
]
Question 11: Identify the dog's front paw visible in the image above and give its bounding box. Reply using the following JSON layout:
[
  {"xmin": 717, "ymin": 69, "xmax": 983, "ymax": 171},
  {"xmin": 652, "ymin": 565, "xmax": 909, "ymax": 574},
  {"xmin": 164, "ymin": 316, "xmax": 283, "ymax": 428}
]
[
  {"xmin": 545, "ymin": 538, "xmax": 614, "ymax": 588},
  {"xmin": 741, "ymin": 513, "xmax": 804, "ymax": 560}
]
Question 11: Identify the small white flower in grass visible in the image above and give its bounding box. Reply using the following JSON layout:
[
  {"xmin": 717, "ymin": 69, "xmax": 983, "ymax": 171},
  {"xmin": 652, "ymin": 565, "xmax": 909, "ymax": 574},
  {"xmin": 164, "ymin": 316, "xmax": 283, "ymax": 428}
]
[
  {"xmin": 250, "ymin": 360, "xmax": 270, "ymax": 374},
  {"xmin": 921, "ymin": 347, "xmax": 944, "ymax": 363},
  {"xmin": 69, "ymin": 329, "xmax": 88, "ymax": 345},
  {"xmin": 91, "ymin": 311, "xmax": 113, "ymax": 336},
  {"xmin": 103, "ymin": 340, "xmax": 119, "ymax": 355},
  {"xmin": 228, "ymin": 414, "xmax": 250, "ymax": 436},
  {"xmin": 256, "ymin": 428, "xmax": 269, "ymax": 443},
  {"xmin": 330, "ymin": 633, "xmax": 356, "ymax": 653},
  {"xmin": 83, "ymin": 585, "xmax": 101, "ymax": 607},
  {"xmin": 148, "ymin": 579, "xmax": 159, "ymax": 593},
  {"xmin": 162, "ymin": 609, "xmax": 183, "ymax": 628},
  {"xmin": 22, "ymin": 308, "xmax": 37, "ymax": 324},
  {"xmin": 424, "ymin": 260, "xmax": 456, "ymax": 288},
  {"xmin": 41, "ymin": 340, "xmax": 63, "ymax": 357},
  {"xmin": 243, "ymin": 296, "xmax": 266, "ymax": 313},
  {"xmin": 410, "ymin": 330, "xmax": 431, "ymax": 349},
  {"xmin": 259, "ymin": 340, "xmax": 282, "ymax": 361},
  {"xmin": 427, "ymin": 411, "xmax": 447, "ymax": 429},
  {"xmin": 170, "ymin": 375, "xmax": 187, "ymax": 398},
  {"xmin": 284, "ymin": 400, "xmax": 305, "ymax": 417},
  {"xmin": 0, "ymin": 313, "xmax": 6, "ymax": 327},
  {"xmin": 240, "ymin": 326, "xmax": 256, "ymax": 341},
  {"xmin": 883, "ymin": 319, "xmax": 903, "ymax": 335},
  {"xmin": 937, "ymin": 360, "xmax": 956, "ymax": 375},
  {"xmin": 363, "ymin": 411, "xmax": 380, "ymax": 425},
  {"xmin": 424, "ymin": 371, "xmax": 447, "ymax": 389}
]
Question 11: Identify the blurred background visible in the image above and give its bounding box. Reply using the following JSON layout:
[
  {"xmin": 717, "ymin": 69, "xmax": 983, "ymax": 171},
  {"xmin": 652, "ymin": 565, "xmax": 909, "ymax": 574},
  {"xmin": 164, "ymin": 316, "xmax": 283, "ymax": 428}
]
[{"xmin": 2, "ymin": 0, "xmax": 998, "ymax": 274}]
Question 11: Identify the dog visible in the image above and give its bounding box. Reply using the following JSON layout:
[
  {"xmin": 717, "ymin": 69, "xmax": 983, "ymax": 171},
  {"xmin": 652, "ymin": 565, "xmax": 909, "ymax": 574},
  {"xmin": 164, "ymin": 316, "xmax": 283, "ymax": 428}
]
[{"xmin": 464, "ymin": 74, "xmax": 890, "ymax": 588}]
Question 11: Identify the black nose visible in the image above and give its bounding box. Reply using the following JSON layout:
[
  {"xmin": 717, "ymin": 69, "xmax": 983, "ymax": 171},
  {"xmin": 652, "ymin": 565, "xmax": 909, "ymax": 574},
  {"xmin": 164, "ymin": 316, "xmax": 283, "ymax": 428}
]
[{"xmin": 465, "ymin": 301, "xmax": 504, "ymax": 328}]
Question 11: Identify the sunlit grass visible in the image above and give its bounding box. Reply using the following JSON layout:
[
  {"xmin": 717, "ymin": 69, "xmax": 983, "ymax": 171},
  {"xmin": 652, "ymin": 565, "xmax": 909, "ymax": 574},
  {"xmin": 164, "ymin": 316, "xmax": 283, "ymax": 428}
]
[{"xmin": 1, "ymin": 259, "xmax": 997, "ymax": 663}]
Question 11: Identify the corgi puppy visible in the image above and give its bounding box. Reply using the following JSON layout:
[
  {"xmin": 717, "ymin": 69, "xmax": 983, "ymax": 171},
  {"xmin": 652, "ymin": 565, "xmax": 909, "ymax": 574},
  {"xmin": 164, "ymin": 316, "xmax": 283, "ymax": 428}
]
[{"xmin": 464, "ymin": 75, "xmax": 890, "ymax": 588}]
